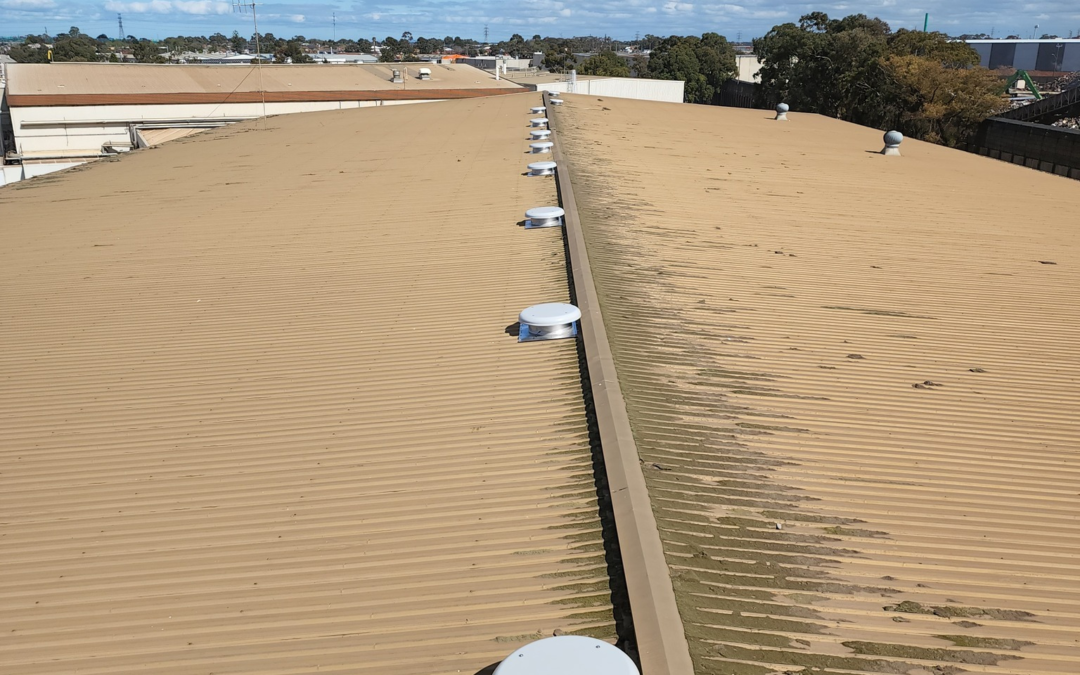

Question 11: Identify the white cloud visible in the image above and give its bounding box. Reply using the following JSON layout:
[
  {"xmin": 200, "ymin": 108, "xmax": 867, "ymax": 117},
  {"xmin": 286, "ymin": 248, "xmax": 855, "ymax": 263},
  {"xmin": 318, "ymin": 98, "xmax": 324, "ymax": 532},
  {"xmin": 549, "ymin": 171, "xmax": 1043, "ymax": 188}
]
[
  {"xmin": 102, "ymin": 0, "xmax": 228, "ymax": 14},
  {"xmin": 173, "ymin": 0, "xmax": 230, "ymax": 14},
  {"xmin": 289, "ymin": 13, "xmax": 305, "ymax": 22},
  {"xmin": 0, "ymin": 0, "xmax": 56, "ymax": 9},
  {"xmin": 663, "ymin": 1, "xmax": 694, "ymax": 13}
]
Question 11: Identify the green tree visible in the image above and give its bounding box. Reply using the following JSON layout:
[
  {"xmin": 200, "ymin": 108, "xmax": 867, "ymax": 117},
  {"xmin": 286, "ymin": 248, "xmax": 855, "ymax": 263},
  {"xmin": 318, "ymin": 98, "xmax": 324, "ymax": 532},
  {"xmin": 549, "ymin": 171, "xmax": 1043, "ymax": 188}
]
[
  {"xmin": 647, "ymin": 33, "xmax": 736, "ymax": 104},
  {"xmin": 274, "ymin": 39, "xmax": 312, "ymax": 63},
  {"xmin": 132, "ymin": 39, "xmax": 165, "ymax": 63},
  {"xmin": 880, "ymin": 54, "xmax": 1006, "ymax": 145},
  {"xmin": 578, "ymin": 50, "xmax": 630, "ymax": 77},
  {"xmin": 229, "ymin": 31, "xmax": 248, "ymax": 52},
  {"xmin": 753, "ymin": 13, "xmax": 1000, "ymax": 146},
  {"xmin": 543, "ymin": 49, "xmax": 577, "ymax": 73}
]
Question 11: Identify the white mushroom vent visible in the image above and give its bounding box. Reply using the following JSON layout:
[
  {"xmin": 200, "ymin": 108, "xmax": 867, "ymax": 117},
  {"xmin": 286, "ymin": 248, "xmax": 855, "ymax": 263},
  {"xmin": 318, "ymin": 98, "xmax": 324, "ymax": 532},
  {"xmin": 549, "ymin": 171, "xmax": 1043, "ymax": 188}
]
[
  {"xmin": 493, "ymin": 636, "xmax": 639, "ymax": 675},
  {"xmin": 549, "ymin": 98, "xmax": 564, "ymax": 106},
  {"xmin": 518, "ymin": 303, "xmax": 581, "ymax": 342},
  {"xmin": 530, "ymin": 141, "xmax": 554, "ymax": 154},
  {"xmin": 525, "ymin": 206, "xmax": 565, "ymax": 229},
  {"xmin": 531, "ymin": 106, "xmax": 546, "ymax": 114},
  {"xmin": 881, "ymin": 130, "xmax": 903, "ymax": 156},
  {"xmin": 775, "ymin": 103, "xmax": 789, "ymax": 121},
  {"xmin": 530, "ymin": 117, "xmax": 549, "ymax": 128},
  {"xmin": 530, "ymin": 129, "xmax": 552, "ymax": 141},
  {"xmin": 527, "ymin": 161, "xmax": 556, "ymax": 177}
]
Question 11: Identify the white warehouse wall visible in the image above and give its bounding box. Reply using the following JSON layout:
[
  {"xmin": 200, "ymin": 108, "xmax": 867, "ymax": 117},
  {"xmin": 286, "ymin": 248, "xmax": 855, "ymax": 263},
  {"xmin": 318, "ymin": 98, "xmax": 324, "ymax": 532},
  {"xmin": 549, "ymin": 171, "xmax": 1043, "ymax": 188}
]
[
  {"xmin": 538, "ymin": 77, "xmax": 684, "ymax": 103},
  {"xmin": 10, "ymin": 98, "xmax": 437, "ymax": 158}
]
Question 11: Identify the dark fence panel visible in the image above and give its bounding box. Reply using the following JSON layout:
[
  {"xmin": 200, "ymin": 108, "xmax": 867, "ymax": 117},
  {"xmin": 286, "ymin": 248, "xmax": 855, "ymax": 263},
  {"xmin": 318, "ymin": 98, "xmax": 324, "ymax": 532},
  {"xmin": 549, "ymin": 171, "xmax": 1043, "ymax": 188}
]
[
  {"xmin": 718, "ymin": 79, "xmax": 755, "ymax": 108},
  {"xmin": 968, "ymin": 117, "xmax": 1080, "ymax": 179}
]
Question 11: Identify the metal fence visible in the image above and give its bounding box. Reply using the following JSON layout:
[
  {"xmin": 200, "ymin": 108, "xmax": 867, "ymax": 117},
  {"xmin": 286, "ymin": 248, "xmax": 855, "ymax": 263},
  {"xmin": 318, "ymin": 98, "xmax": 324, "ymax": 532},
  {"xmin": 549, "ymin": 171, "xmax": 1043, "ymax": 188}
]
[{"xmin": 967, "ymin": 117, "xmax": 1080, "ymax": 179}]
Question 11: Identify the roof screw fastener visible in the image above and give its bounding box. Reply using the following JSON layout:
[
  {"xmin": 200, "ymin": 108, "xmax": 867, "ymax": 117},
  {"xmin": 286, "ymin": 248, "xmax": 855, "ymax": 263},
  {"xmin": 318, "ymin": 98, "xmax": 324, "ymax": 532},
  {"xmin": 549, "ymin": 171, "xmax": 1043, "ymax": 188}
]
[
  {"xmin": 525, "ymin": 206, "xmax": 565, "ymax": 229},
  {"xmin": 527, "ymin": 161, "xmax": 557, "ymax": 177},
  {"xmin": 530, "ymin": 106, "xmax": 547, "ymax": 114},
  {"xmin": 530, "ymin": 141, "xmax": 554, "ymax": 154},
  {"xmin": 530, "ymin": 117, "xmax": 549, "ymax": 128},
  {"xmin": 775, "ymin": 103, "xmax": 789, "ymax": 121},
  {"xmin": 530, "ymin": 129, "xmax": 552, "ymax": 141},
  {"xmin": 518, "ymin": 303, "xmax": 581, "ymax": 342},
  {"xmin": 549, "ymin": 98, "xmax": 564, "ymax": 106},
  {"xmin": 882, "ymin": 130, "xmax": 903, "ymax": 156}
]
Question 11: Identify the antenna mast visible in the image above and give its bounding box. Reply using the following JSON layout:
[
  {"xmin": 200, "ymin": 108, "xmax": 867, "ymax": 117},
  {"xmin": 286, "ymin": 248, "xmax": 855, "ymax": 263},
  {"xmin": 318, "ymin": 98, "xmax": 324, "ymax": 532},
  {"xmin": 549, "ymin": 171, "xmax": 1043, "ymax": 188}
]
[
  {"xmin": 232, "ymin": 0, "xmax": 267, "ymax": 122},
  {"xmin": 117, "ymin": 14, "xmax": 124, "ymax": 41},
  {"xmin": 332, "ymin": 13, "xmax": 336, "ymax": 54}
]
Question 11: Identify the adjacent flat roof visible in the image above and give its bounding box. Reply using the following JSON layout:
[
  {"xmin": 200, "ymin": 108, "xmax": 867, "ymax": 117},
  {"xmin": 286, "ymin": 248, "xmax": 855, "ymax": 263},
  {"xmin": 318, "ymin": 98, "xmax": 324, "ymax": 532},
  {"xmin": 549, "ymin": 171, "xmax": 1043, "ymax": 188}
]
[
  {"xmin": 553, "ymin": 95, "xmax": 1080, "ymax": 675},
  {"xmin": 0, "ymin": 93, "xmax": 616, "ymax": 673},
  {"xmin": 5, "ymin": 62, "xmax": 524, "ymax": 106}
]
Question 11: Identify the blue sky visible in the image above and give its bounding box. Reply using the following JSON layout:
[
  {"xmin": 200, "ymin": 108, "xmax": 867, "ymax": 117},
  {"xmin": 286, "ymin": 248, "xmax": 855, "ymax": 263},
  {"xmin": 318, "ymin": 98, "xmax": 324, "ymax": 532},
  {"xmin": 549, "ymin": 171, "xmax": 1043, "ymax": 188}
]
[{"xmin": 2, "ymin": 0, "xmax": 1079, "ymax": 42}]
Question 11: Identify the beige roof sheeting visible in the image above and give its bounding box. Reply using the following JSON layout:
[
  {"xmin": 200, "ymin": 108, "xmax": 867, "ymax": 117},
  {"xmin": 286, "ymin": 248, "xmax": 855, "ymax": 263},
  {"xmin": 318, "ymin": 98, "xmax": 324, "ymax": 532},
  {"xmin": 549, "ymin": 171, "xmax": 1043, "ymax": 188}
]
[
  {"xmin": 553, "ymin": 96, "xmax": 1080, "ymax": 675},
  {"xmin": 135, "ymin": 127, "xmax": 209, "ymax": 146},
  {"xmin": 5, "ymin": 62, "xmax": 523, "ymax": 106},
  {"xmin": 0, "ymin": 93, "xmax": 616, "ymax": 674}
]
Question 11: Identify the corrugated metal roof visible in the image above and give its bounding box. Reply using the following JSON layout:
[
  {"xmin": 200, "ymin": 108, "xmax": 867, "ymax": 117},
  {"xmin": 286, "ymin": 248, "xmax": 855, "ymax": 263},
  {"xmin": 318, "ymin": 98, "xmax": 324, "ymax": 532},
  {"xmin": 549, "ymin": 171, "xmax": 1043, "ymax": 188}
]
[
  {"xmin": 554, "ymin": 96, "xmax": 1080, "ymax": 675},
  {"xmin": 0, "ymin": 93, "xmax": 616, "ymax": 674},
  {"xmin": 136, "ymin": 127, "xmax": 209, "ymax": 146},
  {"xmin": 5, "ymin": 63, "xmax": 523, "ymax": 105}
]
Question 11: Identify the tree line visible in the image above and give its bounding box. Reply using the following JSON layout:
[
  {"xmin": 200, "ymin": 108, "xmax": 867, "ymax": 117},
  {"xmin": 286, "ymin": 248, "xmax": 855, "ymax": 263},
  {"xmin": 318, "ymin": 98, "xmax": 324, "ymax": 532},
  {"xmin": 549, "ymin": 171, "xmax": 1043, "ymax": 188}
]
[{"xmin": 3, "ymin": 14, "xmax": 1008, "ymax": 147}]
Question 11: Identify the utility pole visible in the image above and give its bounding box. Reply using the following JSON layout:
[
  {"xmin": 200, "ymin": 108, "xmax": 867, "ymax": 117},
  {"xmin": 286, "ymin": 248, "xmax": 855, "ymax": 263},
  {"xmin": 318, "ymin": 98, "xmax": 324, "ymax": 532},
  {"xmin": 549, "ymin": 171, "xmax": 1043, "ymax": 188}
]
[
  {"xmin": 332, "ymin": 12, "xmax": 336, "ymax": 53},
  {"xmin": 117, "ymin": 14, "xmax": 124, "ymax": 41}
]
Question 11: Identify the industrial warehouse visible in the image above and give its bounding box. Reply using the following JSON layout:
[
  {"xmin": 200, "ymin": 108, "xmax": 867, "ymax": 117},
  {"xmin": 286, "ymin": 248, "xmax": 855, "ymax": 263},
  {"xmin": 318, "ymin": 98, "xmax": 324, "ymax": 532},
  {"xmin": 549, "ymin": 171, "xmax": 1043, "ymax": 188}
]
[{"xmin": 1, "ymin": 88, "xmax": 1079, "ymax": 675}]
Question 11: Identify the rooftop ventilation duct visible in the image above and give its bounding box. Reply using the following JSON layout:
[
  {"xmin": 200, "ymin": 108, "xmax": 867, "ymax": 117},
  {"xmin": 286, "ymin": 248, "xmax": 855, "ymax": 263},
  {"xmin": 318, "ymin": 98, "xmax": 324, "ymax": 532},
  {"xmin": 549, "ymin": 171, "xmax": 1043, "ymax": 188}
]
[
  {"xmin": 417, "ymin": 67, "xmax": 432, "ymax": 80},
  {"xmin": 391, "ymin": 69, "xmax": 403, "ymax": 83},
  {"xmin": 530, "ymin": 117, "xmax": 549, "ymax": 128},
  {"xmin": 530, "ymin": 129, "xmax": 552, "ymax": 141},
  {"xmin": 775, "ymin": 103, "xmax": 789, "ymax": 121},
  {"xmin": 881, "ymin": 130, "xmax": 903, "ymax": 156},
  {"xmin": 531, "ymin": 106, "xmax": 546, "ymax": 114},
  {"xmin": 549, "ymin": 98, "xmax": 564, "ymax": 106},
  {"xmin": 518, "ymin": 303, "xmax": 582, "ymax": 342},
  {"xmin": 493, "ymin": 635, "xmax": 639, "ymax": 674},
  {"xmin": 525, "ymin": 206, "xmax": 565, "ymax": 229},
  {"xmin": 527, "ymin": 161, "xmax": 557, "ymax": 176},
  {"xmin": 530, "ymin": 141, "xmax": 554, "ymax": 154}
]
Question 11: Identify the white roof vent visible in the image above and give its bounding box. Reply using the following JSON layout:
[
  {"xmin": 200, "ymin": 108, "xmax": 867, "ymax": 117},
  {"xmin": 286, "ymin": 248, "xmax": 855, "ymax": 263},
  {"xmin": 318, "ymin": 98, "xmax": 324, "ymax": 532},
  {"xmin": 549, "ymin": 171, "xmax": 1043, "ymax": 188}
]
[
  {"xmin": 417, "ymin": 67, "xmax": 431, "ymax": 80},
  {"xmin": 531, "ymin": 106, "xmax": 547, "ymax": 114},
  {"xmin": 518, "ymin": 303, "xmax": 581, "ymax": 342},
  {"xmin": 530, "ymin": 129, "xmax": 552, "ymax": 141},
  {"xmin": 530, "ymin": 141, "xmax": 554, "ymax": 154},
  {"xmin": 775, "ymin": 103, "xmax": 789, "ymax": 121},
  {"xmin": 528, "ymin": 161, "xmax": 557, "ymax": 176},
  {"xmin": 530, "ymin": 117, "xmax": 549, "ymax": 128},
  {"xmin": 882, "ymin": 130, "xmax": 903, "ymax": 156},
  {"xmin": 493, "ymin": 636, "xmax": 639, "ymax": 675},
  {"xmin": 549, "ymin": 98, "xmax": 564, "ymax": 106},
  {"xmin": 391, "ymin": 69, "xmax": 403, "ymax": 83},
  {"xmin": 525, "ymin": 206, "xmax": 565, "ymax": 229}
]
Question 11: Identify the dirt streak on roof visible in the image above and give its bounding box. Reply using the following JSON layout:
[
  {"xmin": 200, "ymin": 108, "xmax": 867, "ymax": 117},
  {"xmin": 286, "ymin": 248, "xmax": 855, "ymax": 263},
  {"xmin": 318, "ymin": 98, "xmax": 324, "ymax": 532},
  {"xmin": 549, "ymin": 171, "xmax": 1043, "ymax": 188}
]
[
  {"xmin": 5, "ymin": 62, "xmax": 523, "ymax": 104},
  {"xmin": 0, "ymin": 94, "xmax": 615, "ymax": 674},
  {"xmin": 554, "ymin": 95, "xmax": 1080, "ymax": 675}
]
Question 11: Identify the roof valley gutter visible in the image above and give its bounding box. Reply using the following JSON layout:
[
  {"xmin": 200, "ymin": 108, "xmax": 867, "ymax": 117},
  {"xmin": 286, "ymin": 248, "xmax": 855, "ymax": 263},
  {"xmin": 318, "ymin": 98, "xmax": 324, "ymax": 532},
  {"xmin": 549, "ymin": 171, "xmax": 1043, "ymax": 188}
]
[{"xmin": 543, "ymin": 91, "xmax": 695, "ymax": 675}]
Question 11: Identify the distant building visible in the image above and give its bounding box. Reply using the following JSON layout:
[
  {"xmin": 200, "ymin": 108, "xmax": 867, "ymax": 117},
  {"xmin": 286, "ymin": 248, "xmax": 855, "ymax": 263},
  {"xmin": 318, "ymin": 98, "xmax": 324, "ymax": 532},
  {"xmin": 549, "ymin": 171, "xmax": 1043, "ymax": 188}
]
[
  {"xmin": 964, "ymin": 39, "xmax": 1080, "ymax": 72},
  {"xmin": 736, "ymin": 54, "xmax": 762, "ymax": 83},
  {"xmin": 509, "ymin": 71, "xmax": 684, "ymax": 103},
  {"xmin": 0, "ymin": 62, "xmax": 523, "ymax": 184},
  {"xmin": 461, "ymin": 56, "xmax": 531, "ymax": 72}
]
